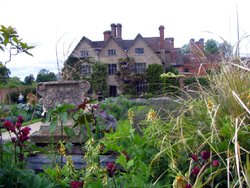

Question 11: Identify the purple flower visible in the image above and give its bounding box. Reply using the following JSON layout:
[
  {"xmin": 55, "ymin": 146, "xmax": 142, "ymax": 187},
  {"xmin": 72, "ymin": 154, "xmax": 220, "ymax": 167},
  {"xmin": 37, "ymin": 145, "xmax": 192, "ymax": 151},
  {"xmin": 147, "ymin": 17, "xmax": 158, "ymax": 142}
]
[
  {"xmin": 191, "ymin": 154, "xmax": 198, "ymax": 161},
  {"xmin": 192, "ymin": 165, "xmax": 200, "ymax": 176},
  {"xmin": 201, "ymin": 150, "xmax": 210, "ymax": 160},
  {"xmin": 212, "ymin": 160, "xmax": 219, "ymax": 167}
]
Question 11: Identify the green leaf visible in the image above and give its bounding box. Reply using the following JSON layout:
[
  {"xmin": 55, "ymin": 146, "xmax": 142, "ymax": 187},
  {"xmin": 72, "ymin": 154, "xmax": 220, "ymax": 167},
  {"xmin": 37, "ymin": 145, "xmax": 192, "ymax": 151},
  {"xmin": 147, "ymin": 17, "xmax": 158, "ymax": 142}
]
[
  {"xmin": 127, "ymin": 159, "xmax": 134, "ymax": 169},
  {"xmin": 64, "ymin": 126, "xmax": 75, "ymax": 137},
  {"xmin": 116, "ymin": 153, "xmax": 127, "ymax": 168},
  {"xmin": 49, "ymin": 117, "xmax": 58, "ymax": 133},
  {"xmin": 59, "ymin": 111, "xmax": 68, "ymax": 124}
]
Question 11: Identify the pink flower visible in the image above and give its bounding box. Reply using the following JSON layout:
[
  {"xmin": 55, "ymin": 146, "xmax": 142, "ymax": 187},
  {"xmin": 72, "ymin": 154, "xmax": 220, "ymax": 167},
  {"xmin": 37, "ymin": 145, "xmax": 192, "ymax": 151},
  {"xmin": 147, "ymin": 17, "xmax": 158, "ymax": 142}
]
[
  {"xmin": 192, "ymin": 165, "xmax": 200, "ymax": 176},
  {"xmin": 70, "ymin": 181, "xmax": 83, "ymax": 188},
  {"xmin": 212, "ymin": 160, "xmax": 219, "ymax": 167},
  {"xmin": 107, "ymin": 162, "xmax": 116, "ymax": 177},
  {"xmin": 191, "ymin": 154, "xmax": 198, "ymax": 161},
  {"xmin": 201, "ymin": 150, "xmax": 210, "ymax": 160}
]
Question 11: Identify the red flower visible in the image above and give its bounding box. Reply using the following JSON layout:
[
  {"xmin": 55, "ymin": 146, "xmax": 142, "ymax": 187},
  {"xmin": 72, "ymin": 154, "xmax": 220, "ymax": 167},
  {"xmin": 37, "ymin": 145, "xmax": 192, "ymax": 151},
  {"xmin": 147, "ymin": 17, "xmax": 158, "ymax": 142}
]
[
  {"xmin": 107, "ymin": 162, "xmax": 116, "ymax": 177},
  {"xmin": 185, "ymin": 184, "xmax": 192, "ymax": 188},
  {"xmin": 15, "ymin": 121, "xmax": 22, "ymax": 128},
  {"xmin": 212, "ymin": 160, "xmax": 219, "ymax": 167},
  {"xmin": 17, "ymin": 116, "xmax": 24, "ymax": 123},
  {"xmin": 77, "ymin": 99, "xmax": 88, "ymax": 110},
  {"xmin": 20, "ymin": 127, "xmax": 31, "ymax": 136},
  {"xmin": 19, "ymin": 134, "xmax": 29, "ymax": 143},
  {"xmin": 191, "ymin": 165, "xmax": 200, "ymax": 176},
  {"xmin": 70, "ymin": 181, "xmax": 83, "ymax": 188},
  {"xmin": 201, "ymin": 150, "xmax": 210, "ymax": 160},
  {"xmin": 191, "ymin": 154, "xmax": 198, "ymax": 161},
  {"xmin": 3, "ymin": 120, "xmax": 15, "ymax": 132}
]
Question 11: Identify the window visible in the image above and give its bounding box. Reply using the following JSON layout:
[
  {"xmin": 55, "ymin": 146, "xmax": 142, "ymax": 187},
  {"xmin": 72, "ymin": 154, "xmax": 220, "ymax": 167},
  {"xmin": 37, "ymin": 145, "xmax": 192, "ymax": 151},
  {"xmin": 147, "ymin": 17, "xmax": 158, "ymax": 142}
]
[
  {"xmin": 135, "ymin": 48, "xmax": 144, "ymax": 55},
  {"xmin": 108, "ymin": 64, "xmax": 117, "ymax": 75},
  {"xmin": 80, "ymin": 50, "xmax": 89, "ymax": 57},
  {"xmin": 81, "ymin": 64, "xmax": 91, "ymax": 75},
  {"xmin": 134, "ymin": 63, "xmax": 146, "ymax": 74},
  {"xmin": 136, "ymin": 81, "xmax": 147, "ymax": 93},
  {"xmin": 184, "ymin": 68, "xmax": 190, "ymax": 73},
  {"xmin": 108, "ymin": 49, "xmax": 116, "ymax": 56}
]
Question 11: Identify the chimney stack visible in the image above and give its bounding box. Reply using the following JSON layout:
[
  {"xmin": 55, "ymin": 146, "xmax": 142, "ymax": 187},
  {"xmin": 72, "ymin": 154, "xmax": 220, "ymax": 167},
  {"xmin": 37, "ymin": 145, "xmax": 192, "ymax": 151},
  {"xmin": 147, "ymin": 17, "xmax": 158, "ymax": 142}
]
[
  {"xmin": 111, "ymin": 23, "xmax": 116, "ymax": 38},
  {"xmin": 116, "ymin": 23, "xmax": 122, "ymax": 39},
  {"xmin": 159, "ymin": 25, "xmax": 165, "ymax": 49},
  {"xmin": 103, "ymin": 30, "xmax": 111, "ymax": 41}
]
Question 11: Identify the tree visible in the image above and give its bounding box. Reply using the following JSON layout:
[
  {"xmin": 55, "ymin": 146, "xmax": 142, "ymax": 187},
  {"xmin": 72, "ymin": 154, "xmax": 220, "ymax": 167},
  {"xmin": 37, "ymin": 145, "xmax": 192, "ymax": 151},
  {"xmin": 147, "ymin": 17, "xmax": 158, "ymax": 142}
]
[
  {"xmin": 181, "ymin": 44, "xmax": 191, "ymax": 54},
  {"xmin": 36, "ymin": 69, "xmax": 57, "ymax": 82},
  {"xmin": 205, "ymin": 39, "xmax": 219, "ymax": 54},
  {"xmin": 0, "ymin": 66, "xmax": 11, "ymax": 84},
  {"xmin": 24, "ymin": 74, "xmax": 35, "ymax": 85},
  {"xmin": 0, "ymin": 25, "xmax": 34, "ymax": 66},
  {"xmin": 146, "ymin": 64, "xmax": 164, "ymax": 93},
  {"xmin": 219, "ymin": 41, "xmax": 233, "ymax": 58},
  {"xmin": 7, "ymin": 77, "xmax": 23, "ymax": 88}
]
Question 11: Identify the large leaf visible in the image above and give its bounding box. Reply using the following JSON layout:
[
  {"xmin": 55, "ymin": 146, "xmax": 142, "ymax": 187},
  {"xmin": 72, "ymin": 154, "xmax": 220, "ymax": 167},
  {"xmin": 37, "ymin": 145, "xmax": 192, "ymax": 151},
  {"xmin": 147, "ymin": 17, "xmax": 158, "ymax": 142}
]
[
  {"xmin": 64, "ymin": 126, "xmax": 75, "ymax": 137},
  {"xmin": 49, "ymin": 117, "xmax": 58, "ymax": 133}
]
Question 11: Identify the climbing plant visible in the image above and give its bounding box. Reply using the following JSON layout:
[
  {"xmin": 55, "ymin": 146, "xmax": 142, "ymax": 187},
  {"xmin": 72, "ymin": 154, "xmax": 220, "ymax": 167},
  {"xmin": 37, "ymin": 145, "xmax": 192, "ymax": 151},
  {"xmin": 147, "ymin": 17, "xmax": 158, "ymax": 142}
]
[
  {"xmin": 117, "ymin": 57, "xmax": 146, "ymax": 95},
  {"xmin": 90, "ymin": 62, "xmax": 108, "ymax": 96}
]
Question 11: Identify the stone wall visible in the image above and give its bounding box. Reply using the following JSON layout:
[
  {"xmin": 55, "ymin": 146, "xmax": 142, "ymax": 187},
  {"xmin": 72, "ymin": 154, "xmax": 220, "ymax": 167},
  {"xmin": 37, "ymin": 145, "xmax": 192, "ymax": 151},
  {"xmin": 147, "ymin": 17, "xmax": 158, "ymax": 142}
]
[{"xmin": 37, "ymin": 80, "xmax": 90, "ymax": 109}]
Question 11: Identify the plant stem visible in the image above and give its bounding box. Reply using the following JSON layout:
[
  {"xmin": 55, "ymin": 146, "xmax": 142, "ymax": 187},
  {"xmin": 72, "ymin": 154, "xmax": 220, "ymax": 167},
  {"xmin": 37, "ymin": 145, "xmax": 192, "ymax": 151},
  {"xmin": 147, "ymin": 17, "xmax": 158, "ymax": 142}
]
[{"xmin": 112, "ymin": 177, "xmax": 117, "ymax": 188}]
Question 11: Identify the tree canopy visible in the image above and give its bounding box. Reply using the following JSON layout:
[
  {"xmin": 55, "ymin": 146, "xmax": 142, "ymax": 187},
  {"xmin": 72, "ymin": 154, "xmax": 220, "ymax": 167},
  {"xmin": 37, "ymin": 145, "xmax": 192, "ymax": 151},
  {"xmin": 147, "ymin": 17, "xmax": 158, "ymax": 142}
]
[
  {"xmin": 36, "ymin": 69, "xmax": 57, "ymax": 82},
  {"xmin": 204, "ymin": 39, "xmax": 219, "ymax": 54}
]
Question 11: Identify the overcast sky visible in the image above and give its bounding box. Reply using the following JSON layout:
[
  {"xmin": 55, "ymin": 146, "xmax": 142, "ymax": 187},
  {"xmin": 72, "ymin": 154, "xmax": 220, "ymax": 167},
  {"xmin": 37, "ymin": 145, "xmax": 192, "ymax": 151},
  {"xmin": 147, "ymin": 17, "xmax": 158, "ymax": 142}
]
[{"xmin": 0, "ymin": 0, "xmax": 249, "ymax": 81}]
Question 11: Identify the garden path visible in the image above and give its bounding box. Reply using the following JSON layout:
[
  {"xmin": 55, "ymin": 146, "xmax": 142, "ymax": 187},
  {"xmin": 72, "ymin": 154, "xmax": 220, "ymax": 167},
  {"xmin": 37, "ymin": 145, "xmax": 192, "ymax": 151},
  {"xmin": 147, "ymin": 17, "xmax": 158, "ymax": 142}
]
[{"xmin": 1, "ymin": 121, "xmax": 43, "ymax": 141}]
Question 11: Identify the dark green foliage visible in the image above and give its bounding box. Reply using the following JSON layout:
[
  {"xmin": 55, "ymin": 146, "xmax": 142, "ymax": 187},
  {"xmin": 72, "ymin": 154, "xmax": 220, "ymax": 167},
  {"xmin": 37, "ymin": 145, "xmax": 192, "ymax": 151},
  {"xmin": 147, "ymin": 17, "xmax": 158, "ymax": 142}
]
[
  {"xmin": 184, "ymin": 76, "xmax": 209, "ymax": 87},
  {"xmin": 205, "ymin": 39, "xmax": 219, "ymax": 54},
  {"xmin": 0, "ymin": 163, "xmax": 55, "ymax": 188},
  {"xmin": 117, "ymin": 57, "xmax": 147, "ymax": 95},
  {"xmin": 146, "ymin": 64, "xmax": 164, "ymax": 94},
  {"xmin": 36, "ymin": 69, "xmax": 57, "ymax": 82},
  {"xmin": 90, "ymin": 62, "xmax": 108, "ymax": 96},
  {"xmin": 9, "ymin": 86, "xmax": 36, "ymax": 103},
  {"xmin": 0, "ymin": 66, "xmax": 10, "ymax": 84},
  {"xmin": 24, "ymin": 74, "xmax": 35, "ymax": 85}
]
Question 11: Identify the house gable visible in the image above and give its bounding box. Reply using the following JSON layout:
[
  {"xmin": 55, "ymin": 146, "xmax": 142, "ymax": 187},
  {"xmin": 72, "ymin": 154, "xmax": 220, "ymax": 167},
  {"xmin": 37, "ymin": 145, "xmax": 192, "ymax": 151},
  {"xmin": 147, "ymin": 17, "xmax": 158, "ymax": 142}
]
[
  {"xmin": 127, "ymin": 34, "xmax": 162, "ymax": 66},
  {"xmin": 71, "ymin": 37, "xmax": 99, "ymax": 60},
  {"xmin": 99, "ymin": 37, "xmax": 126, "ymax": 64}
]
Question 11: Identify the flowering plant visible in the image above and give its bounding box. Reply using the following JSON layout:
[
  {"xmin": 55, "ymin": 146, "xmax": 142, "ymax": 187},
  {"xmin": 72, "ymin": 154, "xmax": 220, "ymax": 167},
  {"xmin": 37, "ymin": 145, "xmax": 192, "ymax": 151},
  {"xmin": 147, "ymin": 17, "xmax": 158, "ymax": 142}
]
[{"xmin": 2, "ymin": 116, "xmax": 31, "ymax": 163}]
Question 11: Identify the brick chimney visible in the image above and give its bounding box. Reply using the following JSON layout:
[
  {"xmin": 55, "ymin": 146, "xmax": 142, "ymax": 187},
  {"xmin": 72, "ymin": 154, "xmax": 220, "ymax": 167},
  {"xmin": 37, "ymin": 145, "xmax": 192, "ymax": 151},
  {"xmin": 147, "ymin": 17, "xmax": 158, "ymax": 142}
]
[
  {"xmin": 111, "ymin": 23, "xmax": 116, "ymax": 38},
  {"xmin": 116, "ymin": 23, "xmax": 122, "ymax": 39},
  {"xmin": 103, "ymin": 30, "xmax": 111, "ymax": 41},
  {"xmin": 159, "ymin": 25, "xmax": 165, "ymax": 49}
]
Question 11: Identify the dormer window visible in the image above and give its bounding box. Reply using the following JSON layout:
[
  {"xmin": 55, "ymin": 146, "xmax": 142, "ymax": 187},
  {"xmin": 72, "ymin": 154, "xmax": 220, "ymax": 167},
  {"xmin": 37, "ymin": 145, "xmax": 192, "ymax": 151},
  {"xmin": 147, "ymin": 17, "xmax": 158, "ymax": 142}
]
[
  {"xmin": 108, "ymin": 49, "xmax": 116, "ymax": 56},
  {"xmin": 135, "ymin": 48, "xmax": 144, "ymax": 55},
  {"xmin": 80, "ymin": 50, "xmax": 89, "ymax": 57}
]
